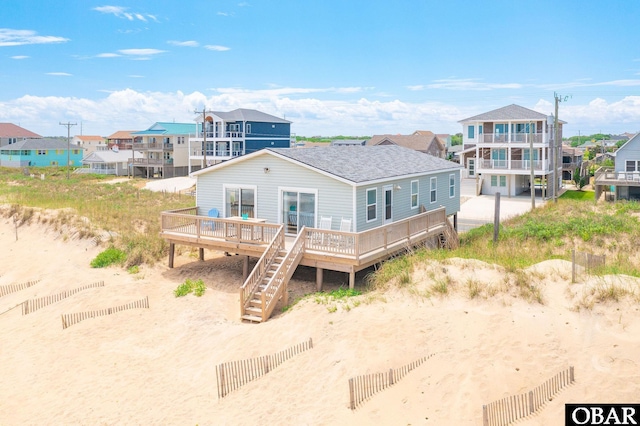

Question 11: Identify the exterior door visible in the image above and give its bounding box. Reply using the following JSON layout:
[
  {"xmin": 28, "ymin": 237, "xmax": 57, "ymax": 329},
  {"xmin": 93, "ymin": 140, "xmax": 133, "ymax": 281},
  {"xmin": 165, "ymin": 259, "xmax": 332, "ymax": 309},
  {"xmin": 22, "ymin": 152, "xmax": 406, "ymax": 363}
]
[
  {"xmin": 282, "ymin": 190, "xmax": 316, "ymax": 235},
  {"xmin": 468, "ymin": 158, "xmax": 475, "ymax": 177},
  {"xmin": 384, "ymin": 186, "xmax": 393, "ymax": 225}
]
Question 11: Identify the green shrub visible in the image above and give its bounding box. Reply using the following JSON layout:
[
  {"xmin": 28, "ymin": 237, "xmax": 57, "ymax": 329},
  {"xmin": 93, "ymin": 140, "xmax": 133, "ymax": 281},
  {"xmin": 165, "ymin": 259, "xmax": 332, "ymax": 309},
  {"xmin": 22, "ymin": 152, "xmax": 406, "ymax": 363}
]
[
  {"xmin": 90, "ymin": 247, "xmax": 126, "ymax": 268},
  {"xmin": 174, "ymin": 278, "xmax": 206, "ymax": 297}
]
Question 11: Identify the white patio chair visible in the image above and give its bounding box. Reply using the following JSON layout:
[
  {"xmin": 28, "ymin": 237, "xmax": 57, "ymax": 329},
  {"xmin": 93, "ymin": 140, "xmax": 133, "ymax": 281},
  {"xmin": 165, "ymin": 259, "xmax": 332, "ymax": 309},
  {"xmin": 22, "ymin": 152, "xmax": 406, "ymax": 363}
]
[
  {"xmin": 315, "ymin": 216, "xmax": 332, "ymax": 245},
  {"xmin": 339, "ymin": 217, "xmax": 351, "ymax": 232},
  {"xmin": 337, "ymin": 217, "xmax": 352, "ymax": 249}
]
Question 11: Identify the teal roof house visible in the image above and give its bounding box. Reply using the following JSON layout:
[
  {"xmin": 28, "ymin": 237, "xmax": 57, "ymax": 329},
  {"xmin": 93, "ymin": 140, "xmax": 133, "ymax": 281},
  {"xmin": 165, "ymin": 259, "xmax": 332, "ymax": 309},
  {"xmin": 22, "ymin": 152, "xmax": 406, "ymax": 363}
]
[
  {"xmin": 0, "ymin": 138, "xmax": 84, "ymax": 168},
  {"xmin": 131, "ymin": 122, "xmax": 197, "ymax": 178}
]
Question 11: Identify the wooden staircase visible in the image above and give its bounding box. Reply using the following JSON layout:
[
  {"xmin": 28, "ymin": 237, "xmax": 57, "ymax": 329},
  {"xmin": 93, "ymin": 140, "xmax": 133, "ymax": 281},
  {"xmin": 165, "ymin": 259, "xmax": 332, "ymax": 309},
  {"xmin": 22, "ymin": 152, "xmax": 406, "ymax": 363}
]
[
  {"xmin": 438, "ymin": 219, "xmax": 459, "ymax": 250},
  {"xmin": 240, "ymin": 226, "xmax": 306, "ymax": 323}
]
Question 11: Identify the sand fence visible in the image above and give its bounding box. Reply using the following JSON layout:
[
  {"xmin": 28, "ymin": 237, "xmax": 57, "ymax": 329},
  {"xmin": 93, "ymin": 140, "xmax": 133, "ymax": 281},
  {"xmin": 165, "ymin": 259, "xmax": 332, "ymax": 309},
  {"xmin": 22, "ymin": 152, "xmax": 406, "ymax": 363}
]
[
  {"xmin": 216, "ymin": 338, "xmax": 314, "ymax": 399},
  {"xmin": 22, "ymin": 281, "xmax": 105, "ymax": 315},
  {"xmin": 482, "ymin": 366, "xmax": 575, "ymax": 426},
  {"xmin": 61, "ymin": 296, "xmax": 150, "ymax": 329},
  {"xmin": 348, "ymin": 353, "xmax": 436, "ymax": 410},
  {"xmin": 572, "ymin": 249, "xmax": 605, "ymax": 283},
  {"xmin": 0, "ymin": 279, "xmax": 41, "ymax": 298}
]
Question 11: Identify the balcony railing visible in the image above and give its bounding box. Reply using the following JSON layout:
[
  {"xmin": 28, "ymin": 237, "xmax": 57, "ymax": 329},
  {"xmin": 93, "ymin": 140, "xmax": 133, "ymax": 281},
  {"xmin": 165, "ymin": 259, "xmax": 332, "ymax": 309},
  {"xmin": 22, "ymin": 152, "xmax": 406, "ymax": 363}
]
[
  {"xmin": 129, "ymin": 158, "xmax": 173, "ymax": 166},
  {"xmin": 190, "ymin": 149, "xmax": 244, "ymax": 159},
  {"xmin": 480, "ymin": 159, "xmax": 551, "ymax": 171},
  {"xmin": 481, "ymin": 133, "xmax": 545, "ymax": 144},
  {"xmin": 595, "ymin": 167, "xmax": 640, "ymax": 184},
  {"xmin": 192, "ymin": 131, "xmax": 245, "ymax": 139},
  {"xmin": 132, "ymin": 142, "xmax": 173, "ymax": 150}
]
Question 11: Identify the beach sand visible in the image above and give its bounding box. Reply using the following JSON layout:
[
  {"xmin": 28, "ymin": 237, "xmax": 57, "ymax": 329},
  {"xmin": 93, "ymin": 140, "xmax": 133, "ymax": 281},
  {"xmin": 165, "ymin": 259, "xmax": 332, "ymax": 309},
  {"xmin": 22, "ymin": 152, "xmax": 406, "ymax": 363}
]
[{"xmin": 1, "ymin": 217, "xmax": 639, "ymax": 425}]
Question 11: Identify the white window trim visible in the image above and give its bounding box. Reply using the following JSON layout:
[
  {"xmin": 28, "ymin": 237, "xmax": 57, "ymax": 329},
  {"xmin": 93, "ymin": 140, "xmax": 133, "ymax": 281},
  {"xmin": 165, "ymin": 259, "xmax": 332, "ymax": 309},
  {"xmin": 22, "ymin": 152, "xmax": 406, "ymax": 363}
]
[
  {"xmin": 449, "ymin": 173, "xmax": 455, "ymax": 198},
  {"xmin": 430, "ymin": 177, "xmax": 437, "ymax": 204},
  {"xmin": 410, "ymin": 180, "xmax": 419, "ymax": 209},
  {"xmin": 222, "ymin": 184, "xmax": 258, "ymax": 218},
  {"xmin": 366, "ymin": 187, "xmax": 377, "ymax": 223},
  {"xmin": 277, "ymin": 186, "xmax": 318, "ymax": 228}
]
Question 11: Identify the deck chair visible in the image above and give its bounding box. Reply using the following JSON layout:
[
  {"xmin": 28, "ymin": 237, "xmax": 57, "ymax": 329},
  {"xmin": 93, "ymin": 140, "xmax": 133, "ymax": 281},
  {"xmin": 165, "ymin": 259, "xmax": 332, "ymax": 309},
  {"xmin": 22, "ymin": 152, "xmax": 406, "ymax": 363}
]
[
  {"xmin": 337, "ymin": 217, "xmax": 352, "ymax": 248},
  {"xmin": 339, "ymin": 217, "xmax": 351, "ymax": 232},
  {"xmin": 204, "ymin": 208, "xmax": 219, "ymax": 231},
  {"xmin": 315, "ymin": 216, "xmax": 332, "ymax": 245}
]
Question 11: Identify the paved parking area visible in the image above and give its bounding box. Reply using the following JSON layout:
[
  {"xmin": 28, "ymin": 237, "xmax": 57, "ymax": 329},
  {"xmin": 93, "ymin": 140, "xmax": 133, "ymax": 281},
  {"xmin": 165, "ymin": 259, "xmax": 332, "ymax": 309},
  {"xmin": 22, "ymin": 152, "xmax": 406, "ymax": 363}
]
[{"xmin": 457, "ymin": 178, "xmax": 545, "ymax": 232}]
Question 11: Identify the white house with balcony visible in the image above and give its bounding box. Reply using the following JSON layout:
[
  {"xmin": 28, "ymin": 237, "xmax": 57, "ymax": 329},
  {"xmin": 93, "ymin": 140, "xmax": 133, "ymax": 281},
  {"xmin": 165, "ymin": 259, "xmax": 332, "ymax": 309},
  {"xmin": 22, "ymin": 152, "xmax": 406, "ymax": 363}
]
[
  {"xmin": 189, "ymin": 108, "xmax": 292, "ymax": 173},
  {"xmin": 459, "ymin": 104, "xmax": 564, "ymax": 197}
]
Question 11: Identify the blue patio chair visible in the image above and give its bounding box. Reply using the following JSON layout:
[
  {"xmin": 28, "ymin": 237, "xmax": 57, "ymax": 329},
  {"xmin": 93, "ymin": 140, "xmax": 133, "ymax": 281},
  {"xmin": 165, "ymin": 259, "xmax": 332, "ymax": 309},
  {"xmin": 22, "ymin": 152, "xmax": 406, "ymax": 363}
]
[{"xmin": 204, "ymin": 208, "xmax": 220, "ymax": 231}]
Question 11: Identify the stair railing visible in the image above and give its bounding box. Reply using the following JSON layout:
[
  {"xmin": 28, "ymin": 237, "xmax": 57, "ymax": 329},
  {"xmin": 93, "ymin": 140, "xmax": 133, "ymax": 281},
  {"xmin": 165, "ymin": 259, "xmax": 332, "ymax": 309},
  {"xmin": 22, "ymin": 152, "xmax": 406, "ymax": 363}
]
[
  {"xmin": 240, "ymin": 225, "xmax": 284, "ymax": 317},
  {"xmin": 260, "ymin": 226, "xmax": 307, "ymax": 321}
]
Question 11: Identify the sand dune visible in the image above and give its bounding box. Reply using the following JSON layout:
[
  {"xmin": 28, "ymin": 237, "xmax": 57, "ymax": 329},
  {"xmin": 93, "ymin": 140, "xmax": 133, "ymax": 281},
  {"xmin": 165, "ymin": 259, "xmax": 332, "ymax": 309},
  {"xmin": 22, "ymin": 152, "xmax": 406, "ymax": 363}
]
[{"xmin": 0, "ymin": 218, "xmax": 639, "ymax": 425}]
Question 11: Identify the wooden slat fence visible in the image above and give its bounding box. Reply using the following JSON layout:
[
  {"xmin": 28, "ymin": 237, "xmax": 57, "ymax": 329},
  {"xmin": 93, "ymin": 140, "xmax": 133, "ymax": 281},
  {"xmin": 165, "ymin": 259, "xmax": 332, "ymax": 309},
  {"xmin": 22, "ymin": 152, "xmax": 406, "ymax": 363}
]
[
  {"xmin": 61, "ymin": 296, "xmax": 149, "ymax": 329},
  {"xmin": 22, "ymin": 281, "xmax": 105, "ymax": 315},
  {"xmin": 0, "ymin": 279, "xmax": 40, "ymax": 298},
  {"xmin": 348, "ymin": 353, "xmax": 436, "ymax": 410},
  {"xmin": 482, "ymin": 366, "xmax": 574, "ymax": 426},
  {"xmin": 572, "ymin": 250, "xmax": 606, "ymax": 282},
  {"xmin": 216, "ymin": 338, "xmax": 313, "ymax": 399}
]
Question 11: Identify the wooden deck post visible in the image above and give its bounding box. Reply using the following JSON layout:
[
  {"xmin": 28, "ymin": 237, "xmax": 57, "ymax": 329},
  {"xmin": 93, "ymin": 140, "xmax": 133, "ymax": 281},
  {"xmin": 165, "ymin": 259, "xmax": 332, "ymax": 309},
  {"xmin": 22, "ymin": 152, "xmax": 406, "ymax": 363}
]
[
  {"xmin": 243, "ymin": 256, "xmax": 249, "ymax": 281},
  {"xmin": 453, "ymin": 213, "xmax": 458, "ymax": 231},
  {"xmin": 348, "ymin": 270, "xmax": 355, "ymax": 289},
  {"xmin": 199, "ymin": 247, "xmax": 204, "ymax": 261},
  {"xmin": 316, "ymin": 267, "xmax": 323, "ymax": 291},
  {"xmin": 168, "ymin": 243, "xmax": 175, "ymax": 268}
]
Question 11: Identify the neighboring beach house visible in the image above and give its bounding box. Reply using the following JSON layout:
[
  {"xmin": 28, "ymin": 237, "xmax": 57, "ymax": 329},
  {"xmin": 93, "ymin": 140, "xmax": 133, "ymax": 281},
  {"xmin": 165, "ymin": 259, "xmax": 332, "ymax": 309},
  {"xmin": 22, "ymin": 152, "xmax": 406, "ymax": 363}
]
[
  {"xmin": 594, "ymin": 133, "xmax": 640, "ymax": 201},
  {"xmin": 131, "ymin": 122, "xmax": 196, "ymax": 178},
  {"xmin": 0, "ymin": 138, "xmax": 84, "ymax": 167},
  {"xmin": 107, "ymin": 130, "xmax": 140, "ymax": 151},
  {"xmin": 368, "ymin": 132, "xmax": 446, "ymax": 159},
  {"xmin": 161, "ymin": 145, "xmax": 461, "ymax": 322},
  {"xmin": 73, "ymin": 135, "xmax": 107, "ymax": 156},
  {"xmin": 80, "ymin": 147, "xmax": 143, "ymax": 176},
  {"xmin": 188, "ymin": 108, "xmax": 292, "ymax": 172},
  {"xmin": 0, "ymin": 123, "xmax": 41, "ymax": 147},
  {"xmin": 459, "ymin": 104, "xmax": 564, "ymax": 197}
]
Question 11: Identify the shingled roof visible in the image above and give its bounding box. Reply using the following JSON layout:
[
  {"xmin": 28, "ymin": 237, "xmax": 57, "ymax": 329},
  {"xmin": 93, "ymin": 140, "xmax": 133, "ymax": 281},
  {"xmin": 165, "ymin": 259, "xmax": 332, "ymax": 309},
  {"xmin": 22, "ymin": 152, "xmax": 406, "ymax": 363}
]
[
  {"xmin": 0, "ymin": 138, "xmax": 83, "ymax": 151},
  {"xmin": 268, "ymin": 145, "xmax": 460, "ymax": 184},
  {"xmin": 0, "ymin": 123, "xmax": 41, "ymax": 139},
  {"xmin": 459, "ymin": 104, "xmax": 550, "ymax": 123},
  {"xmin": 367, "ymin": 133, "xmax": 445, "ymax": 154},
  {"xmin": 209, "ymin": 108, "xmax": 290, "ymax": 124}
]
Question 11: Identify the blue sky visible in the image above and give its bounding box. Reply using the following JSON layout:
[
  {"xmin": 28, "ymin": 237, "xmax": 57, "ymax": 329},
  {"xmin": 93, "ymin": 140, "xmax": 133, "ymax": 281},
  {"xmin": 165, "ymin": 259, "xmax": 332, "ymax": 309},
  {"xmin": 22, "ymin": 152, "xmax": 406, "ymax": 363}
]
[{"xmin": 1, "ymin": 0, "xmax": 640, "ymax": 137}]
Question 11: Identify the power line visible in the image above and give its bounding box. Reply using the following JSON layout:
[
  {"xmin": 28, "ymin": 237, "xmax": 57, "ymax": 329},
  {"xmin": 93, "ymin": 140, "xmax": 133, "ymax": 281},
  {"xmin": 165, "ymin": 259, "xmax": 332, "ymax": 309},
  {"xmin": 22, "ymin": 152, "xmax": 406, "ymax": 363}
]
[{"xmin": 59, "ymin": 121, "xmax": 77, "ymax": 180}]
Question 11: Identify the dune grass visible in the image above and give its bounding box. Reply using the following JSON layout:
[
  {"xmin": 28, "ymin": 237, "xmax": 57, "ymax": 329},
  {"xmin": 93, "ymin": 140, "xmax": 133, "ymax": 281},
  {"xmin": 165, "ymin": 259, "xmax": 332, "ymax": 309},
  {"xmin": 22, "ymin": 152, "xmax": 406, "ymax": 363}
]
[
  {"xmin": 0, "ymin": 167, "xmax": 194, "ymax": 266},
  {"xmin": 368, "ymin": 198, "xmax": 640, "ymax": 291}
]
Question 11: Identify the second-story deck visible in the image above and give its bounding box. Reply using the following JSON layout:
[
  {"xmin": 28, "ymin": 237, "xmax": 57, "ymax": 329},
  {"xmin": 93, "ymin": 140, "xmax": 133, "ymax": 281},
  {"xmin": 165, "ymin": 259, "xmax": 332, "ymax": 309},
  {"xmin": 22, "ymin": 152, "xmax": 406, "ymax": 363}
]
[{"xmin": 594, "ymin": 167, "xmax": 640, "ymax": 186}]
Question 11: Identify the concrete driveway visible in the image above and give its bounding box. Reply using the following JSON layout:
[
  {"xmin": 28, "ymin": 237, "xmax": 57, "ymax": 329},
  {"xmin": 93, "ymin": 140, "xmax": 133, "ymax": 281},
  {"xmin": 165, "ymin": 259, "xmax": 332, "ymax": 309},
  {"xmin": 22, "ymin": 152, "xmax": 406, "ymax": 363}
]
[{"xmin": 457, "ymin": 178, "xmax": 544, "ymax": 232}]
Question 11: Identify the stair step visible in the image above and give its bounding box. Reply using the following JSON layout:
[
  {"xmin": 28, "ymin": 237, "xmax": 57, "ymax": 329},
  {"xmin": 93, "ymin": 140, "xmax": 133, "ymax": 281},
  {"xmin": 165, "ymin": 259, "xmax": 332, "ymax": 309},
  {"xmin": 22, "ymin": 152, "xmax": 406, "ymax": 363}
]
[
  {"xmin": 245, "ymin": 306, "xmax": 262, "ymax": 315},
  {"xmin": 249, "ymin": 299, "xmax": 262, "ymax": 307},
  {"xmin": 241, "ymin": 314, "xmax": 262, "ymax": 323}
]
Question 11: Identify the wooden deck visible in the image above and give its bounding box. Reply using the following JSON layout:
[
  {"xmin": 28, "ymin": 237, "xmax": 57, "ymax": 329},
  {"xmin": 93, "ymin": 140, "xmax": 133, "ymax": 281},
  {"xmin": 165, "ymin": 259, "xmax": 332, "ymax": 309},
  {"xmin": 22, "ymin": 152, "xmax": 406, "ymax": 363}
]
[
  {"xmin": 161, "ymin": 207, "xmax": 451, "ymax": 281},
  {"xmin": 161, "ymin": 206, "xmax": 456, "ymax": 322}
]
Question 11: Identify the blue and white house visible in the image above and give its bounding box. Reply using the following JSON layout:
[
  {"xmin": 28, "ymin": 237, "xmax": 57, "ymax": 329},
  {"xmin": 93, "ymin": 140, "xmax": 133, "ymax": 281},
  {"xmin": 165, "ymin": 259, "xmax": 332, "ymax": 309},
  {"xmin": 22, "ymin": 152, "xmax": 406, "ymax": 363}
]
[
  {"xmin": 189, "ymin": 108, "xmax": 292, "ymax": 172},
  {"xmin": 192, "ymin": 145, "xmax": 462, "ymax": 233}
]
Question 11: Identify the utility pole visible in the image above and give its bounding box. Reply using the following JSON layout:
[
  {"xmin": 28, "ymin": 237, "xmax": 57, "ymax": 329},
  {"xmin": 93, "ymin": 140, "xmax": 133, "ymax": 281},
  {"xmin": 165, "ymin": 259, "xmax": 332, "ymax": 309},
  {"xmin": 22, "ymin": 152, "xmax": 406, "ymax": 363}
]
[
  {"xmin": 59, "ymin": 121, "xmax": 77, "ymax": 180},
  {"xmin": 195, "ymin": 107, "xmax": 208, "ymax": 169},
  {"xmin": 552, "ymin": 92, "xmax": 571, "ymax": 203},
  {"xmin": 529, "ymin": 121, "xmax": 535, "ymax": 210}
]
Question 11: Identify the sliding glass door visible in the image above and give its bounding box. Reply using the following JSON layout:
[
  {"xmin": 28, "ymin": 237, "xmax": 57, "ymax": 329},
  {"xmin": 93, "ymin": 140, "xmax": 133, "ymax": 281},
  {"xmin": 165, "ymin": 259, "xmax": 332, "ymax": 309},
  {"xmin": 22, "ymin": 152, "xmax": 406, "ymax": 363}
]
[{"xmin": 282, "ymin": 190, "xmax": 316, "ymax": 234}]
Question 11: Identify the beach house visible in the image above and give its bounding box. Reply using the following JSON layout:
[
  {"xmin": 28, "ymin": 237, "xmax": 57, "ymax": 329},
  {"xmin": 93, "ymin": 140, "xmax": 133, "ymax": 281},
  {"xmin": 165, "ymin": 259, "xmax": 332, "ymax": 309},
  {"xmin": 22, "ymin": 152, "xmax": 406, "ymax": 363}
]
[
  {"xmin": 594, "ymin": 133, "xmax": 640, "ymax": 201},
  {"xmin": 0, "ymin": 138, "xmax": 84, "ymax": 168},
  {"xmin": 459, "ymin": 104, "xmax": 564, "ymax": 197},
  {"xmin": 160, "ymin": 145, "xmax": 461, "ymax": 322},
  {"xmin": 0, "ymin": 123, "xmax": 41, "ymax": 148},
  {"xmin": 188, "ymin": 108, "xmax": 292, "ymax": 172},
  {"xmin": 131, "ymin": 122, "xmax": 197, "ymax": 178},
  {"xmin": 368, "ymin": 132, "xmax": 446, "ymax": 159}
]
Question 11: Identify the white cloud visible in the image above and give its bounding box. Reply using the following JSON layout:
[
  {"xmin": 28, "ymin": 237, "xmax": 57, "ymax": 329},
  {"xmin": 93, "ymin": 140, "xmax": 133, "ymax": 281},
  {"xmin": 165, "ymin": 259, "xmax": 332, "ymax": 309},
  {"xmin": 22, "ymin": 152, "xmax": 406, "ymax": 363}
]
[
  {"xmin": 93, "ymin": 6, "xmax": 157, "ymax": 22},
  {"xmin": 1, "ymin": 88, "xmax": 639, "ymax": 137},
  {"xmin": 427, "ymin": 78, "xmax": 523, "ymax": 91},
  {"xmin": 96, "ymin": 53, "xmax": 121, "ymax": 58},
  {"xmin": 168, "ymin": 40, "xmax": 199, "ymax": 47},
  {"xmin": 46, "ymin": 72, "xmax": 72, "ymax": 77},
  {"xmin": 204, "ymin": 45, "xmax": 231, "ymax": 52},
  {"xmin": 0, "ymin": 28, "xmax": 68, "ymax": 47},
  {"xmin": 117, "ymin": 48, "xmax": 166, "ymax": 60},
  {"xmin": 11, "ymin": 55, "xmax": 29, "ymax": 60}
]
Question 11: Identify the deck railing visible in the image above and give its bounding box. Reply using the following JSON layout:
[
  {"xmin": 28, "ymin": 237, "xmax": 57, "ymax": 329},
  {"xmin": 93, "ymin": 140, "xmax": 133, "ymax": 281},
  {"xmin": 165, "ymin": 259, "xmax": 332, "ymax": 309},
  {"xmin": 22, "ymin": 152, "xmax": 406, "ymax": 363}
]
[
  {"xmin": 594, "ymin": 166, "xmax": 640, "ymax": 183},
  {"xmin": 481, "ymin": 133, "xmax": 545, "ymax": 144},
  {"xmin": 161, "ymin": 206, "xmax": 448, "ymax": 260}
]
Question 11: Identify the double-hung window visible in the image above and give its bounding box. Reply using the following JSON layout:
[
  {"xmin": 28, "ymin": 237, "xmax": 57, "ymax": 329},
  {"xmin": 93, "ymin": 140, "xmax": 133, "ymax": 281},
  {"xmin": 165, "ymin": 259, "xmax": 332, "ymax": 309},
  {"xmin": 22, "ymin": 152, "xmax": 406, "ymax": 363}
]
[
  {"xmin": 366, "ymin": 188, "xmax": 377, "ymax": 222},
  {"xmin": 410, "ymin": 180, "xmax": 419, "ymax": 209},
  {"xmin": 449, "ymin": 174, "xmax": 455, "ymax": 198},
  {"xmin": 430, "ymin": 177, "xmax": 437, "ymax": 203}
]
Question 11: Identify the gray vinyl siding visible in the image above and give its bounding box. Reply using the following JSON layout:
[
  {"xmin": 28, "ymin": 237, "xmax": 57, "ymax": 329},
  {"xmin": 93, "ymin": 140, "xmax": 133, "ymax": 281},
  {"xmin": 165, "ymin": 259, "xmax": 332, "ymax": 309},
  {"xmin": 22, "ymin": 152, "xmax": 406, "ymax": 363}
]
[
  {"xmin": 354, "ymin": 171, "xmax": 460, "ymax": 232},
  {"xmin": 615, "ymin": 136, "xmax": 640, "ymax": 172},
  {"xmin": 196, "ymin": 155, "xmax": 353, "ymax": 229}
]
